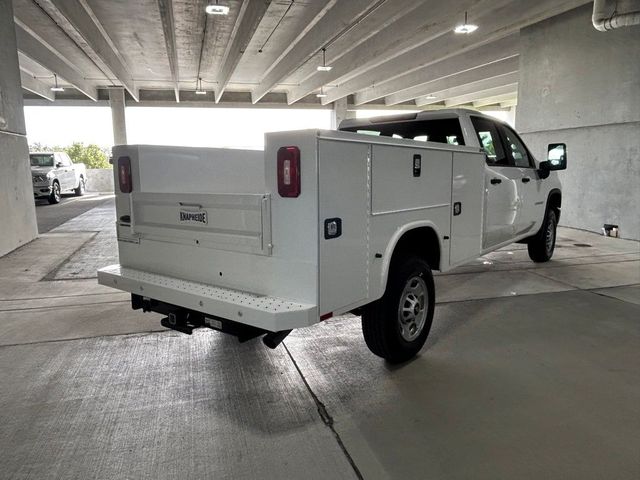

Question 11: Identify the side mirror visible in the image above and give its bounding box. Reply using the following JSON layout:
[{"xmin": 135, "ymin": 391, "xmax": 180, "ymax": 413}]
[
  {"xmin": 56, "ymin": 162, "xmax": 64, "ymax": 168},
  {"xmin": 538, "ymin": 143, "xmax": 567, "ymax": 178}
]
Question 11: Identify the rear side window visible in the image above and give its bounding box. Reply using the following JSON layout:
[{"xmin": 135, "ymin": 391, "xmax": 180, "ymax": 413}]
[
  {"xmin": 341, "ymin": 118, "xmax": 465, "ymax": 146},
  {"xmin": 471, "ymin": 117, "xmax": 507, "ymax": 166}
]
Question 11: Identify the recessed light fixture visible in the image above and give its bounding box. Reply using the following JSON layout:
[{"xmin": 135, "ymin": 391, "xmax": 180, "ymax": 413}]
[
  {"xmin": 316, "ymin": 86, "xmax": 327, "ymax": 98},
  {"xmin": 50, "ymin": 74, "xmax": 64, "ymax": 92},
  {"xmin": 424, "ymin": 95, "xmax": 437, "ymax": 100},
  {"xmin": 195, "ymin": 77, "xmax": 207, "ymax": 95},
  {"xmin": 205, "ymin": 1, "xmax": 229, "ymax": 15},
  {"xmin": 454, "ymin": 11, "xmax": 478, "ymax": 34},
  {"xmin": 317, "ymin": 48, "xmax": 332, "ymax": 72}
]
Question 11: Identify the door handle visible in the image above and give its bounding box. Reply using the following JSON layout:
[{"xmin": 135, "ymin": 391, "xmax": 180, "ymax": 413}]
[
  {"xmin": 522, "ymin": 177, "xmax": 531, "ymax": 183},
  {"xmin": 490, "ymin": 178, "xmax": 502, "ymax": 185}
]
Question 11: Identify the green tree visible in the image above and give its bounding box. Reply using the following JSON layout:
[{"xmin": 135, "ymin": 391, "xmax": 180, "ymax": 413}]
[{"xmin": 64, "ymin": 143, "xmax": 110, "ymax": 169}]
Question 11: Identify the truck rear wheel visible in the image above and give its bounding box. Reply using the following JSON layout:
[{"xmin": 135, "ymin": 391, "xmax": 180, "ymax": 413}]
[
  {"xmin": 362, "ymin": 256, "xmax": 435, "ymax": 363},
  {"xmin": 528, "ymin": 209, "xmax": 557, "ymax": 262}
]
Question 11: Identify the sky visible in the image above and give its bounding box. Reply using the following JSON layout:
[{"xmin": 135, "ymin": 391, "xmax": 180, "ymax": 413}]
[
  {"xmin": 23, "ymin": 106, "xmax": 512, "ymax": 151},
  {"xmin": 24, "ymin": 106, "xmax": 332, "ymax": 150}
]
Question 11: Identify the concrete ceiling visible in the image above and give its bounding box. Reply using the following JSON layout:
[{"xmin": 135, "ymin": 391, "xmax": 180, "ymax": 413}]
[{"xmin": 14, "ymin": 0, "xmax": 593, "ymax": 109}]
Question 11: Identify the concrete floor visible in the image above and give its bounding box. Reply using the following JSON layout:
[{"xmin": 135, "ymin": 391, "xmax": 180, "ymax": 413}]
[
  {"xmin": 35, "ymin": 193, "xmax": 115, "ymax": 233},
  {"xmin": 0, "ymin": 200, "xmax": 638, "ymax": 479}
]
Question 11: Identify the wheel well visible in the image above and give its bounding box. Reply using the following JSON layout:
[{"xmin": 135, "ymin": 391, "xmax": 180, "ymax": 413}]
[
  {"xmin": 391, "ymin": 227, "xmax": 441, "ymax": 271},
  {"xmin": 548, "ymin": 190, "xmax": 562, "ymax": 221}
]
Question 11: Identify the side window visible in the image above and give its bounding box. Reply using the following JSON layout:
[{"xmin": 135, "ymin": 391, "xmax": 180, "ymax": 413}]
[
  {"xmin": 58, "ymin": 154, "xmax": 71, "ymax": 167},
  {"xmin": 470, "ymin": 117, "xmax": 507, "ymax": 166},
  {"xmin": 500, "ymin": 125, "xmax": 531, "ymax": 168}
]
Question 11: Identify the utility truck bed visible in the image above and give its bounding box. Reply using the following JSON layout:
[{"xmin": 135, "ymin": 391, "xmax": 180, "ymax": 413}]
[{"xmin": 99, "ymin": 109, "xmax": 566, "ymax": 362}]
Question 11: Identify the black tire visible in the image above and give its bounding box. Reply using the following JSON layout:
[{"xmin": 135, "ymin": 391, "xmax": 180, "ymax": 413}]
[
  {"xmin": 362, "ymin": 256, "xmax": 435, "ymax": 363},
  {"xmin": 528, "ymin": 208, "xmax": 557, "ymax": 262},
  {"xmin": 48, "ymin": 181, "xmax": 61, "ymax": 204},
  {"xmin": 74, "ymin": 177, "xmax": 85, "ymax": 196}
]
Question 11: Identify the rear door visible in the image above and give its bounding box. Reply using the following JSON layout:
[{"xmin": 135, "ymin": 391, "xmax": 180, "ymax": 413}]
[{"xmin": 470, "ymin": 116, "xmax": 521, "ymax": 249}]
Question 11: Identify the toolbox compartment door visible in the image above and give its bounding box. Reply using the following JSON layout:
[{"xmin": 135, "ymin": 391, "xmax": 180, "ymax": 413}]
[
  {"xmin": 318, "ymin": 139, "xmax": 369, "ymax": 314},
  {"xmin": 449, "ymin": 151, "xmax": 485, "ymax": 265}
]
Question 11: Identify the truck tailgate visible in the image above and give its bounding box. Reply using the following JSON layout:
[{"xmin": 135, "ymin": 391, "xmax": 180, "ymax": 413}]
[{"xmin": 129, "ymin": 191, "xmax": 272, "ymax": 255}]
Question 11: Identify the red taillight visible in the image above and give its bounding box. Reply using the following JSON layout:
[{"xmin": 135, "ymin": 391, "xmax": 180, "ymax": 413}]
[
  {"xmin": 277, "ymin": 146, "xmax": 300, "ymax": 198},
  {"xmin": 118, "ymin": 156, "xmax": 132, "ymax": 193}
]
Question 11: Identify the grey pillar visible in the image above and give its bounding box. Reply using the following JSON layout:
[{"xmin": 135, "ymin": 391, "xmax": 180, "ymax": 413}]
[
  {"xmin": 0, "ymin": 0, "xmax": 38, "ymax": 255},
  {"xmin": 109, "ymin": 87, "xmax": 127, "ymax": 145},
  {"xmin": 331, "ymin": 97, "xmax": 349, "ymax": 129}
]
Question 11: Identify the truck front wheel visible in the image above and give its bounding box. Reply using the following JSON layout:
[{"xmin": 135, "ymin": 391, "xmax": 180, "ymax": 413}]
[
  {"xmin": 362, "ymin": 256, "xmax": 435, "ymax": 363},
  {"xmin": 527, "ymin": 209, "xmax": 557, "ymax": 263},
  {"xmin": 74, "ymin": 176, "xmax": 85, "ymax": 196},
  {"xmin": 48, "ymin": 181, "xmax": 61, "ymax": 204}
]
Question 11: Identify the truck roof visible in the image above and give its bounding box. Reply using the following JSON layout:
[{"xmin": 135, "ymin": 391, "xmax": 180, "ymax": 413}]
[{"xmin": 338, "ymin": 108, "xmax": 499, "ymax": 130}]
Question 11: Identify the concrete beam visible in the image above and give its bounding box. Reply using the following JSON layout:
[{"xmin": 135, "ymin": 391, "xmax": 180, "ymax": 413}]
[
  {"xmin": 20, "ymin": 70, "xmax": 54, "ymax": 101},
  {"xmin": 285, "ymin": 0, "xmax": 432, "ymax": 104},
  {"xmin": 215, "ymin": 0, "xmax": 270, "ymax": 103},
  {"xmin": 157, "ymin": 0, "xmax": 180, "ymax": 102},
  {"xmin": 473, "ymin": 93, "xmax": 519, "ymax": 108},
  {"xmin": 37, "ymin": 0, "xmax": 138, "ymax": 101},
  {"xmin": 14, "ymin": 22, "xmax": 98, "ymax": 101},
  {"xmin": 251, "ymin": 0, "xmax": 377, "ymax": 104},
  {"xmin": 356, "ymin": 34, "xmax": 519, "ymax": 106},
  {"xmin": 320, "ymin": 0, "xmax": 591, "ymax": 105},
  {"xmin": 109, "ymin": 87, "xmax": 127, "ymax": 145},
  {"xmin": 444, "ymin": 85, "xmax": 518, "ymax": 107},
  {"xmin": 500, "ymin": 99, "xmax": 518, "ymax": 108},
  {"xmin": 415, "ymin": 71, "xmax": 520, "ymax": 106},
  {"xmin": 401, "ymin": 58, "xmax": 519, "ymax": 106}
]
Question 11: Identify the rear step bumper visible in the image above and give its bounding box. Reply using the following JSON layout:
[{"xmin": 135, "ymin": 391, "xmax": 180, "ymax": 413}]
[{"xmin": 98, "ymin": 264, "xmax": 318, "ymax": 332}]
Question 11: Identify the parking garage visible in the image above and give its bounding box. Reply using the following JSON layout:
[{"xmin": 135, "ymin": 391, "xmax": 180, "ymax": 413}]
[{"xmin": 0, "ymin": 1, "xmax": 639, "ymax": 479}]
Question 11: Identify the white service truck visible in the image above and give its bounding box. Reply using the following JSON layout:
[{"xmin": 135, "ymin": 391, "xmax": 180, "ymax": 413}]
[{"xmin": 98, "ymin": 109, "xmax": 566, "ymax": 363}]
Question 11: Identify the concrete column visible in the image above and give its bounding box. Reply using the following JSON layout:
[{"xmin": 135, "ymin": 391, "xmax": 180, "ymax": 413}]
[
  {"xmin": 109, "ymin": 87, "xmax": 127, "ymax": 145},
  {"xmin": 0, "ymin": 0, "xmax": 38, "ymax": 256},
  {"xmin": 505, "ymin": 106, "xmax": 517, "ymax": 127},
  {"xmin": 331, "ymin": 97, "xmax": 349, "ymax": 129},
  {"xmin": 516, "ymin": 4, "xmax": 640, "ymax": 240}
]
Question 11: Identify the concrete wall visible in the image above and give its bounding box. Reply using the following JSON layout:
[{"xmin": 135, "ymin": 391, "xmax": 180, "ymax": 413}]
[
  {"xmin": 0, "ymin": 0, "xmax": 38, "ymax": 256},
  {"xmin": 517, "ymin": 4, "xmax": 640, "ymax": 240},
  {"xmin": 86, "ymin": 169, "xmax": 114, "ymax": 193}
]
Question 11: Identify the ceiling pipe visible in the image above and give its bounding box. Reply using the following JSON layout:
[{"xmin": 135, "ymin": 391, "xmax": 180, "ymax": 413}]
[{"xmin": 592, "ymin": 0, "xmax": 640, "ymax": 31}]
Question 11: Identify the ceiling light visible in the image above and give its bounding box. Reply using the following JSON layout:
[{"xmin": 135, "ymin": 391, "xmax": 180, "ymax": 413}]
[
  {"xmin": 195, "ymin": 77, "xmax": 207, "ymax": 95},
  {"xmin": 205, "ymin": 1, "xmax": 229, "ymax": 15},
  {"xmin": 317, "ymin": 48, "xmax": 332, "ymax": 72},
  {"xmin": 424, "ymin": 95, "xmax": 437, "ymax": 100},
  {"xmin": 316, "ymin": 86, "xmax": 327, "ymax": 98},
  {"xmin": 50, "ymin": 74, "xmax": 64, "ymax": 92},
  {"xmin": 454, "ymin": 11, "xmax": 478, "ymax": 34}
]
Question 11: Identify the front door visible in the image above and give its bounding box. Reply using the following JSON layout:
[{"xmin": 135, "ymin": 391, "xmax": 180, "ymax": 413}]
[
  {"xmin": 470, "ymin": 116, "xmax": 522, "ymax": 249},
  {"xmin": 497, "ymin": 124, "xmax": 545, "ymax": 237}
]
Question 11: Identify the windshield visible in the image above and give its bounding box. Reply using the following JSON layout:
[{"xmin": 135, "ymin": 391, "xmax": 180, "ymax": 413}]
[{"xmin": 30, "ymin": 154, "xmax": 55, "ymax": 167}]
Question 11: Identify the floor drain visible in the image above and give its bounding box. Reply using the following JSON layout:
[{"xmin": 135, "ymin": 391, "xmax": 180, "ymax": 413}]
[{"xmin": 573, "ymin": 243, "xmax": 592, "ymax": 247}]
